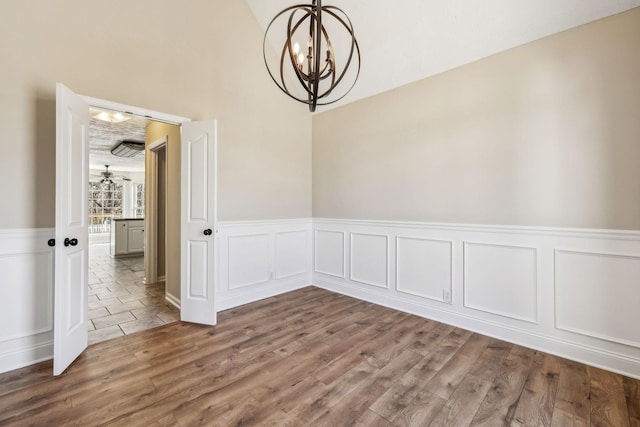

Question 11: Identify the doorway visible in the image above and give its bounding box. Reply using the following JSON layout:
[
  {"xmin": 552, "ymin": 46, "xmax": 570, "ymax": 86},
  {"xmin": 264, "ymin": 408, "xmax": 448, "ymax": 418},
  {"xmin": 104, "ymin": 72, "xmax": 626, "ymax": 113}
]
[
  {"xmin": 87, "ymin": 112, "xmax": 177, "ymax": 345},
  {"xmin": 55, "ymin": 83, "xmax": 217, "ymax": 375}
]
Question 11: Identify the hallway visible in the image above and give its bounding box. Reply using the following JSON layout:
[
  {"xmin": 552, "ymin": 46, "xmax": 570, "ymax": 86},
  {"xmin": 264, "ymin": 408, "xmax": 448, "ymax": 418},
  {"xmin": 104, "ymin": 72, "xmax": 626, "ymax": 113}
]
[{"xmin": 87, "ymin": 244, "xmax": 179, "ymax": 345}]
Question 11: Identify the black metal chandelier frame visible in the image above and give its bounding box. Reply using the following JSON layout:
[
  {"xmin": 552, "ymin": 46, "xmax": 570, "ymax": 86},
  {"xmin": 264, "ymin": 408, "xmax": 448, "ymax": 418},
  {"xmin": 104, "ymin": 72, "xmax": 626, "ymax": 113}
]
[{"xmin": 263, "ymin": 0, "xmax": 360, "ymax": 112}]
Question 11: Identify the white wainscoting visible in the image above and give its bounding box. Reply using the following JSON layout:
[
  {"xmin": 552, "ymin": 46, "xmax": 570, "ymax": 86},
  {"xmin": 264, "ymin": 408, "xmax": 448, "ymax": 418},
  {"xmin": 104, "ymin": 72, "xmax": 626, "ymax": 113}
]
[
  {"xmin": 275, "ymin": 230, "xmax": 310, "ymax": 280},
  {"xmin": 227, "ymin": 233, "xmax": 270, "ymax": 290},
  {"xmin": 0, "ymin": 220, "xmax": 312, "ymax": 374},
  {"xmin": 463, "ymin": 242, "xmax": 538, "ymax": 323},
  {"xmin": 216, "ymin": 219, "xmax": 312, "ymax": 311},
  {"xmin": 312, "ymin": 218, "xmax": 640, "ymax": 379},
  {"xmin": 0, "ymin": 229, "xmax": 55, "ymax": 373},
  {"xmin": 350, "ymin": 232, "xmax": 389, "ymax": 288},
  {"xmin": 314, "ymin": 229, "xmax": 346, "ymax": 278},
  {"xmin": 555, "ymin": 249, "xmax": 640, "ymax": 349},
  {"xmin": 396, "ymin": 236, "xmax": 452, "ymax": 303}
]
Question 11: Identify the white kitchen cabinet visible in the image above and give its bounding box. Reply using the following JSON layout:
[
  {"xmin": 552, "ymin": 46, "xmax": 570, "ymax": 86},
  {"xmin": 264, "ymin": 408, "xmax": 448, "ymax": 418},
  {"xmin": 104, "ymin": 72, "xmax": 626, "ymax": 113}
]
[{"xmin": 110, "ymin": 218, "xmax": 145, "ymax": 257}]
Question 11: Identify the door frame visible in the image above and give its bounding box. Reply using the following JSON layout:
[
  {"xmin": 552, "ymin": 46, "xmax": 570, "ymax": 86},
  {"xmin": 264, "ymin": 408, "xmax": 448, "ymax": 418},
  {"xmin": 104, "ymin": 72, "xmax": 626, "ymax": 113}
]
[
  {"xmin": 82, "ymin": 96, "xmax": 190, "ymax": 295},
  {"xmin": 82, "ymin": 95, "xmax": 191, "ymax": 308},
  {"xmin": 145, "ymin": 136, "xmax": 168, "ymax": 288}
]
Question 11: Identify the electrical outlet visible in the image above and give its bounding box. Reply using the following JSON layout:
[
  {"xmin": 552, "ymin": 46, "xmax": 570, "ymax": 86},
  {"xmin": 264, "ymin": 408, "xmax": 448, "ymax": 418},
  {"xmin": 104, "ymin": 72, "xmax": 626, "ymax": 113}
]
[{"xmin": 443, "ymin": 289, "xmax": 451, "ymax": 303}]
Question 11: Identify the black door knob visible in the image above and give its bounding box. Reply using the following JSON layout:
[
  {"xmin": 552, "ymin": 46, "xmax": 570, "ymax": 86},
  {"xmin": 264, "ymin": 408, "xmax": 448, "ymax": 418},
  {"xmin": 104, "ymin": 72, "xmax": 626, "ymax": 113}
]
[
  {"xmin": 64, "ymin": 238, "xmax": 78, "ymax": 247},
  {"xmin": 203, "ymin": 229, "xmax": 213, "ymax": 236},
  {"xmin": 47, "ymin": 239, "xmax": 55, "ymax": 247}
]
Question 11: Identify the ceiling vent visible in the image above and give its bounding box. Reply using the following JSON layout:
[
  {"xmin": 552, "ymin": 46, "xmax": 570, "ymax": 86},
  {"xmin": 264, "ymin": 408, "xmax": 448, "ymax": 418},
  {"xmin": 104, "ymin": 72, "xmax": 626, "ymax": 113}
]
[{"xmin": 111, "ymin": 140, "xmax": 145, "ymax": 157}]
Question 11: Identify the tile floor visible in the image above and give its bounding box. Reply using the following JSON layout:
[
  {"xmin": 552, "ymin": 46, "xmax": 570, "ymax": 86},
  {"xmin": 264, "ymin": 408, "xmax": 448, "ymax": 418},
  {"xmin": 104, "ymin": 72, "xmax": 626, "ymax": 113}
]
[{"xmin": 88, "ymin": 244, "xmax": 179, "ymax": 345}]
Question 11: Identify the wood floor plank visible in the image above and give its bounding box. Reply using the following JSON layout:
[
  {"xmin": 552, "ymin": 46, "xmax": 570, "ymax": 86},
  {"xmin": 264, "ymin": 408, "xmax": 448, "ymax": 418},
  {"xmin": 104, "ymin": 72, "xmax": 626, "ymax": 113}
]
[
  {"xmin": 364, "ymin": 314, "xmax": 430, "ymax": 369},
  {"xmin": 407, "ymin": 321, "xmax": 455, "ymax": 356},
  {"xmin": 244, "ymin": 344, "xmax": 331, "ymax": 403},
  {"xmin": 0, "ymin": 360, "xmax": 53, "ymax": 397},
  {"xmin": 369, "ymin": 326, "xmax": 473, "ymax": 420},
  {"xmin": 310, "ymin": 349, "xmax": 424, "ymax": 426},
  {"xmin": 467, "ymin": 338, "xmax": 513, "ymax": 381},
  {"xmin": 79, "ymin": 351, "xmax": 283, "ymax": 425},
  {"xmin": 425, "ymin": 338, "xmax": 513, "ymax": 427},
  {"xmin": 316, "ymin": 358, "xmax": 380, "ymax": 408},
  {"xmin": 426, "ymin": 332, "xmax": 492, "ymax": 400},
  {"xmin": 391, "ymin": 389, "xmax": 446, "ymax": 427},
  {"xmin": 0, "ymin": 394, "xmax": 74, "ymax": 427},
  {"xmin": 510, "ymin": 351, "xmax": 561, "ymax": 426},
  {"xmin": 623, "ymin": 377, "xmax": 640, "ymax": 427},
  {"xmin": 550, "ymin": 358, "xmax": 591, "ymax": 427},
  {"xmin": 588, "ymin": 365, "xmax": 631, "ymax": 427},
  {"xmin": 353, "ymin": 408, "xmax": 395, "ymax": 426},
  {"xmin": 262, "ymin": 378, "xmax": 332, "ymax": 425},
  {"xmin": 428, "ymin": 374, "xmax": 493, "ymax": 426},
  {"xmin": 0, "ymin": 287, "xmax": 638, "ymax": 426},
  {"xmin": 469, "ymin": 345, "xmax": 536, "ymax": 426},
  {"xmin": 312, "ymin": 309, "xmax": 407, "ymax": 385}
]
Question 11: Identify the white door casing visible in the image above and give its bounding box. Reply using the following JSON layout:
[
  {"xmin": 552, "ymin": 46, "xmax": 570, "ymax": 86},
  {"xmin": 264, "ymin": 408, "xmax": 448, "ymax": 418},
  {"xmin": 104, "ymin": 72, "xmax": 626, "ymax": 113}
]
[
  {"xmin": 54, "ymin": 83, "xmax": 89, "ymax": 376},
  {"xmin": 180, "ymin": 120, "xmax": 217, "ymax": 325},
  {"xmin": 145, "ymin": 136, "xmax": 168, "ymax": 287}
]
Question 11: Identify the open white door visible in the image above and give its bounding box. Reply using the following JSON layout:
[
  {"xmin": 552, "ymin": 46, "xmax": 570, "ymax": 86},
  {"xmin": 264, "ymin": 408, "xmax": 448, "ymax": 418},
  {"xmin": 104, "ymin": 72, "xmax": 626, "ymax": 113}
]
[
  {"xmin": 54, "ymin": 83, "xmax": 89, "ymax": 375},
  {"xmin": 180, "ymin": 120, "xmax": 217, "ymax": 325}
]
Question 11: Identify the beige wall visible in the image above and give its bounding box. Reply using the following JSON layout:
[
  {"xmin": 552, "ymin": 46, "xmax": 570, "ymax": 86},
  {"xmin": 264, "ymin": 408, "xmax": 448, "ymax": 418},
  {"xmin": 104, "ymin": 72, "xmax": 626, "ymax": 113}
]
[
  {"xmin": 0, "ymin": 0, "xmax": 311, "ymax": 229},
  {"xmin": 313, "ymin": 9, "xmax": 640, "ymax": 230},
  {"xmin": 145, "ymin": 122, "xmax": 179, "ymax": 299}
]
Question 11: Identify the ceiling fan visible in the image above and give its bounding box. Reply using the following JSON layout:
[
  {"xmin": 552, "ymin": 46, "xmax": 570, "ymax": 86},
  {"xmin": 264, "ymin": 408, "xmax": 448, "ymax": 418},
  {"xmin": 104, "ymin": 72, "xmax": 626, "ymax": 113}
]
[{"xmin": 91, "ymin": 165, "xmax": 132, "ymax": 185}]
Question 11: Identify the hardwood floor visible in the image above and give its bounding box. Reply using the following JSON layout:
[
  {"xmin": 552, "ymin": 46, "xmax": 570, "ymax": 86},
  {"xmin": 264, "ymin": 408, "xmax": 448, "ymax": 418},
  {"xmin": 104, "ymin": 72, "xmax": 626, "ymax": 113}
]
[{"xmin": 1, "ymin": 287, "xmax": 638, "ymax": 426}]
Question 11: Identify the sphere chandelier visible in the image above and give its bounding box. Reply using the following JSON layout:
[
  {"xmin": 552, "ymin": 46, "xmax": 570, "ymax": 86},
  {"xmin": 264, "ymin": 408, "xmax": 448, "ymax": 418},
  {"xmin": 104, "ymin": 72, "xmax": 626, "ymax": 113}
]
[{"xmin": 263, "ymin": 0, "xmax": 361, "ymax": 112}]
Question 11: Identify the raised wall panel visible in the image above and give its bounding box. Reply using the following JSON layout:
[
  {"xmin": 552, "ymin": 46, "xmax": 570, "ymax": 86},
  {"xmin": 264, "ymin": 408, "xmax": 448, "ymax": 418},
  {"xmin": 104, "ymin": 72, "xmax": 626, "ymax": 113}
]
[
  {"xmin": 215, "ymin": 219, "xmax": 312, "ymax": 313},
  {"xmin": 464, "ymin": 242, "xmax": 537, "ymax": 323},
  {"xmin": 228, "ymin": 234, "xmax": 270, "ymax": 289},
  {"xmin": 350, "ymin": 233, "xmax": 388, "ymax": 288},
  {"xmin": 314, "ymin": 230, "xmax": 345, "ymax": 278},
  {"xmin": 396, "ymin": 237, "xmax": 452, "ymax": 302},
  {"xmin": 275, "ymin": 230, "xmax": 308, "ymax": 279},
  {"xmin": 0, "ymin": 252, "xmax": 53, "ymax": 342},
  {"xmin": 555, "ymin": 250, "xmax": 640, "ymax": 348}
]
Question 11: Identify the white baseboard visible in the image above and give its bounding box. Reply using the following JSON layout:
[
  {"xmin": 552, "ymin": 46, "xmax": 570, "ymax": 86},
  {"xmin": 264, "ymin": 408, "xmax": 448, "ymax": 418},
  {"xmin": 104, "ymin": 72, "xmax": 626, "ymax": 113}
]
[
  {"xmin": 0, "ymin": 339, "xmax": 53, "ymax": 373},
  {"xmin": 216, "ymin": 277, "xmax": 311, "ymax": 312},
  {"xmin": 165, "ymin": 292, "xmax": 180, "ymax": 309}
]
